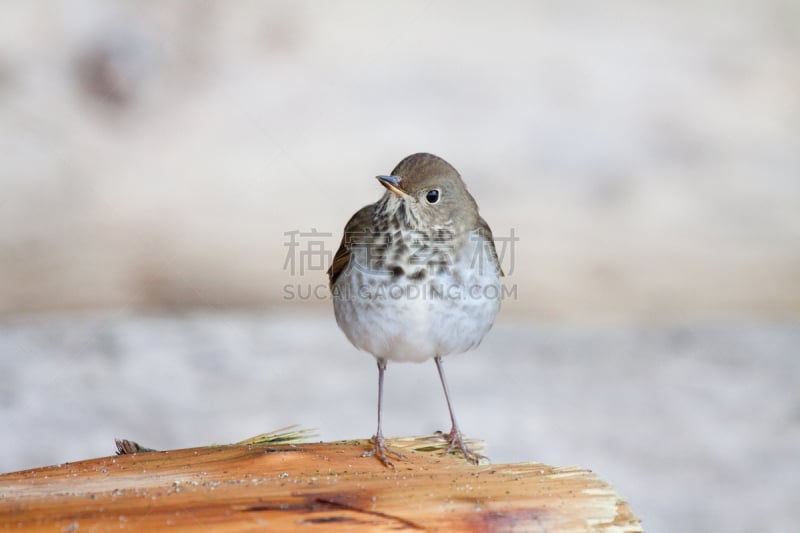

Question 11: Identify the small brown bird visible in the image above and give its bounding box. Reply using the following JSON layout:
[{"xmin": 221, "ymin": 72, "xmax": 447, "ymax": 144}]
[{"xmin": 328, "ymin": 153, "xmax": 502, "ymax": 466}]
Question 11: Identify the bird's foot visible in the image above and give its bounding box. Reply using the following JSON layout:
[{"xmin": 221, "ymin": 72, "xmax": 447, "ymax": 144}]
[
  {"xmin": 435, "ymin": 428, "xmax": 487, "ymax": 465},
  {"xmin": 362, "ymin": 434, "xmax": 406, "ymax": 468}
]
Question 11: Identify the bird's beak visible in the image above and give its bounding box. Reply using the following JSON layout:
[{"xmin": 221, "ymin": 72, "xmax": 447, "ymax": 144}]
[{"xmin": 376, "ymin": 175, "xmax": 407, "ymax": 197}]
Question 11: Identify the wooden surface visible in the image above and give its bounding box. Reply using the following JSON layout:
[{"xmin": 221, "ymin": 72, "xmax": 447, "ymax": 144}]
[{"xmin": 0, "ymin": 438, "xmax": 642, "ymax": 532}]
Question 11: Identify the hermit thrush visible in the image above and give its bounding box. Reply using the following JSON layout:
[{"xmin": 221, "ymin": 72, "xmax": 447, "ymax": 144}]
[{"xmin": 328, "ymin": 153, "xmax": 502, "ymax": 467}]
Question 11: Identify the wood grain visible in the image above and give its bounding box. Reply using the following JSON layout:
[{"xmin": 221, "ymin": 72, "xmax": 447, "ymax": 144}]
[{"xmin": 0, "ymin": 439, "xmax": 642, "ymax": 532}]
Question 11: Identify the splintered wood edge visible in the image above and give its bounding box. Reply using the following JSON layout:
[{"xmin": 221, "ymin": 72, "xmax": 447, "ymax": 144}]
[{"xmin": 0, "ymin": 439, "xmax": 642, "ymax": 532}]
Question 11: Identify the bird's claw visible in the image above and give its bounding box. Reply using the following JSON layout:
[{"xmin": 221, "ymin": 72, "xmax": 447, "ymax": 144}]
[
  {"xmin": 436, "ymin": 428, "xmax": 487, "ymax": 464},
  {"xmin": 362, "ymin": 434, "xmax": 406, "ymax": 468}
]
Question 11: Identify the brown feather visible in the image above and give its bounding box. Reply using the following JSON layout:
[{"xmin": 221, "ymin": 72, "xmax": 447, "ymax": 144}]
[
  {"xmin": 475, "ymin": 216, "xmax": 504, "ymax": 277},
  {"xmin": 328, "ymin": 204, "xmax": 376, "ymax": 287}
]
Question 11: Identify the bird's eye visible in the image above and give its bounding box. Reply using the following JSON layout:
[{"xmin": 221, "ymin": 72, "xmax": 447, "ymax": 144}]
[{"xmin": 425, "ymin": 189, "xmax": 440, "ymax": 204}]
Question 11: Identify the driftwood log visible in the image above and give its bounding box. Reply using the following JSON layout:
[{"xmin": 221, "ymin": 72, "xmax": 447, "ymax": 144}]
[{"xmin": 0, "ymin": 434, "xmax": 642, "ymax": 532}]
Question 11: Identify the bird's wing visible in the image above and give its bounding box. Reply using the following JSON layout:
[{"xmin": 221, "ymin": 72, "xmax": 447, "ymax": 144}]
[
  {"xmin": 328, "ymin": 204, "xmax": 375, "ymax": 287},
  {"xmin": 476, "ymin": 216, "xmax": 504, "ymax": 277}
]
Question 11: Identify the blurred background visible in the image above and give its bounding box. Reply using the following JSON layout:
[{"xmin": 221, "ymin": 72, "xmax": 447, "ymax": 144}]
[{"xmin": 1, "ymin": 1, "xmax": 798, "ymax": 531}]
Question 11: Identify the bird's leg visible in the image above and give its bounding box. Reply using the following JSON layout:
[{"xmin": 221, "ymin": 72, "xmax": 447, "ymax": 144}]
[
  {"xmin": 362, "ymin": 358, "xmax": 406, "ymax": 467},
  {"xmin": 434, "ymin": 356, "xmax": 487, "ymax": 464}
]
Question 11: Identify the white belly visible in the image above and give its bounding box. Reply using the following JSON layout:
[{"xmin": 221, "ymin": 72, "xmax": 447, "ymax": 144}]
[{"xmin": 332, "ymin": 234, "xmax": 502, "ymax": 363}]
